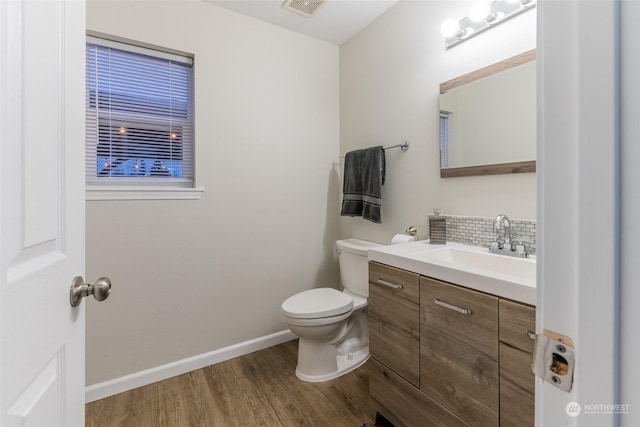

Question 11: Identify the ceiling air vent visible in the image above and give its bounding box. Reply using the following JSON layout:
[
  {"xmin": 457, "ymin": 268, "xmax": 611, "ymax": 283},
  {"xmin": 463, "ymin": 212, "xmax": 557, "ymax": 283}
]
[{"xmin": 282, "ymin": 0, "xmax": 327, "ymax": 18}]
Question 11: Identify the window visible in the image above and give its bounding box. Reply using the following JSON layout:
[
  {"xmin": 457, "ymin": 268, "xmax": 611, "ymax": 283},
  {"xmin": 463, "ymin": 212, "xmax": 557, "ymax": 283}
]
[
  {"xmin": 439, "ymin": 112, "xmax": 450, "ymax": 169},
  {"xmin": 86, "ymin": 34, "xmax": 196, "ymax": 197}
]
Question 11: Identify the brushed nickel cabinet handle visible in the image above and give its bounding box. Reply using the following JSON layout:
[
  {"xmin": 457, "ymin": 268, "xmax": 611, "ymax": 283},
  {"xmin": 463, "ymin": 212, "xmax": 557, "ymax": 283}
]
[
  {"xmin": 376, "ymin": 279, "xmax": 403, "ymax": 290},
  {"xmin": 527, "ymin": 330, "xmax": 536, "ymax": 340},
  {"xmin": 434, "ymin": 298, "xmax": 472, "ymax": 315}
]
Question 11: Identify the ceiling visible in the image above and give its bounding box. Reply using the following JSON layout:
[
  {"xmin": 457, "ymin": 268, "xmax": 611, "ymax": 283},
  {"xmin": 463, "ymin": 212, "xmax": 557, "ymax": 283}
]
[{"xmin": 205, "ymin": 0, "xmax": 400, "ymax": 45}]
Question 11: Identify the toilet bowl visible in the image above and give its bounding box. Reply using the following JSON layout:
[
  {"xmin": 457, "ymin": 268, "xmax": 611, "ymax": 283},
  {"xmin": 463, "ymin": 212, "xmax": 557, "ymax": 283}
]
[{"xmin": 281, "ymin": 238, "xmax": 381, "ymax": 382}]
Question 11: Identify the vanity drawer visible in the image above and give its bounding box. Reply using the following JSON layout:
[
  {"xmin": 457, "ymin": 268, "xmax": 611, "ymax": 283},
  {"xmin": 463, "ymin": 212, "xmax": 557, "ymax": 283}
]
[
  {"xmin": 369, "ymin": 358, "xmax": 468, "ymax": 427},
  {"xmin": 369, "ymin": 262, "xmax": 419, "ymax": 304},
  {"xmin": 420, "ymin": 277, "xmax": 499, "ymax": 427},
  {"xmin": 368, "ymin": 262, "xmax": 420, "ymax": 386},
  {"xmin": 499, "ymin": 299, "xmax": 536, "ymax": 353}
]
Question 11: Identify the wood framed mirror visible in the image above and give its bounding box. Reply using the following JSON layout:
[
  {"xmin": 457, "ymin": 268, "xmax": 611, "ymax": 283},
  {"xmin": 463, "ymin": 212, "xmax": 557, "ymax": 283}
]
[{"xmin": 439, "ymin": 49, "xmax": 536, "ymax": 178}]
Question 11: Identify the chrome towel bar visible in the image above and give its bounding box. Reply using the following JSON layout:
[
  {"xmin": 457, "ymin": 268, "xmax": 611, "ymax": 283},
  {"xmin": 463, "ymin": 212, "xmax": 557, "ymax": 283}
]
[{"xmin": 339, "ymin": 141, "xmax": 409, "ymax": 158}]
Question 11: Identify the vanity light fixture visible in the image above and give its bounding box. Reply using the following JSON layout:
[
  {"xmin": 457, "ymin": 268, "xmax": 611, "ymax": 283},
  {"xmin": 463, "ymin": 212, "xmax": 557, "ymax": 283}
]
[
  {"xmin": 440, "ymin": 18, "xmax": 467, "ymax": 39},
  {"xmin": 469, "ymin": 1, "xmax": 497, "ymax": 23},
  {"xmin": 441, "ymin": 0, "xmax": 536, "ymax": 49}
]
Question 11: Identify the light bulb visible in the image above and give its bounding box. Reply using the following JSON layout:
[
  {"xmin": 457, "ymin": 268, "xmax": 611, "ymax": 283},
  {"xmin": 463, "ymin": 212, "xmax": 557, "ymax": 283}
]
[
  {"xmin": 441, "ymin": 18, "xmax": 463, "ymax": 38},
  {"xmin": 469, "ymin": 1, "xmax": 492, "ymax": 22}
]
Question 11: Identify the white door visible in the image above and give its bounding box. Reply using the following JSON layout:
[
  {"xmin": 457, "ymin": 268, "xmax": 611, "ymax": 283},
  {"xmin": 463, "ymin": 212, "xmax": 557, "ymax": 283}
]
[
  {"xmin": 1, "ymin": 0, "xmax": 87, "ymax": 426},
  {"xmin": 538, "ymin": 0, "xmax": 621, "ymax": 426}
]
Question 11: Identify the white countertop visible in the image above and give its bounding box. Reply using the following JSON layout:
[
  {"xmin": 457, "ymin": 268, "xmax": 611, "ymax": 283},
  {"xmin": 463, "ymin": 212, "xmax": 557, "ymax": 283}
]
[{"xmin": 368, "ymin": 241, "xmax": 536, "ymax": 305}]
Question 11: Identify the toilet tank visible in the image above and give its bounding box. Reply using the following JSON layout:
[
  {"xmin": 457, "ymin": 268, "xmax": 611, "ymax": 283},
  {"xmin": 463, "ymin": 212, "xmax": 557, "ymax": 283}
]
[{"xmin": 337, "ymin": 239, "xmax": 382, "ymax": 297}]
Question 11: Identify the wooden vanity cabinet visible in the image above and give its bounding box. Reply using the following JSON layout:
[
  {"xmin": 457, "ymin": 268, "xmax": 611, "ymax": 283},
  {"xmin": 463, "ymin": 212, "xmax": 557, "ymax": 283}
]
[
  {"xmin": 499, "ymin": 299, "xmax": 536, "ymax": 427},
  {"xmin": 421, "ymin": 277, "xmax": 500, "ymax": 426},
  {"xmin": 367, "ymin": 262, "xmax": 536, "ymax": 427}
]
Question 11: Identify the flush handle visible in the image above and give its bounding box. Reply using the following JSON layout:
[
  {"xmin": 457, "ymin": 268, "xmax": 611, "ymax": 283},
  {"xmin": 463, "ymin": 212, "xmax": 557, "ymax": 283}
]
[{"xmin": 70, "ymin": 276, "xmax": 112, "ymax": 307}]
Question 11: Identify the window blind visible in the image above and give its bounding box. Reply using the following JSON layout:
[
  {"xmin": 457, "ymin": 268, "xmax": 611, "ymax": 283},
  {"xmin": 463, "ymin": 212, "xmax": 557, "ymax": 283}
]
[
  {"xmin": 439, "ymin": 112, "xmax": 449, "ymax": 168},
  {"xmin": 86, "ymin": 37, "xmax": 194, "ymax": 187}
]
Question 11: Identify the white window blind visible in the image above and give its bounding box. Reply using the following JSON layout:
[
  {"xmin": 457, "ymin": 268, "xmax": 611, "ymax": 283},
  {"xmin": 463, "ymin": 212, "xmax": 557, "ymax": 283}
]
[
  {"xmin": 86, "ymin": 36, "xmax": 194, "ymax": 187},
  {"xmin": 439, "ymin": 112, "xmax": 449, "ymax": 168}
]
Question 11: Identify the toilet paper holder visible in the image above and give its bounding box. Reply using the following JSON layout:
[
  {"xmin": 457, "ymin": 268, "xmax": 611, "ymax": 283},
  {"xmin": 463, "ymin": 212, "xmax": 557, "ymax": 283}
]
[
  {"xmin": 391, "ymin": 227, "xmax": 419, "ymax": 244},
  {"xmin": 405, "ymin": 226, "xmax": 417, "ymax": 236}
]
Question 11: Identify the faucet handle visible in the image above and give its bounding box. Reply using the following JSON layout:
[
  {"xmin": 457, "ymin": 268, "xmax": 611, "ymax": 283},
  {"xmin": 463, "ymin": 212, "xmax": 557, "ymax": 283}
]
[
  {"xmin": 510, "ymin": 235, "xmax": 520, "ymax": 250},
  {"xmin": 512, "ymin": 235, "xmax": 534, "ymax": 245},
  {"xmin": 486, "ymin": 233, "xmax": 501, "ymax": 250},
  {"xmin": 511, "ymin": 235, "xmax": 530, "ymax": 256}
]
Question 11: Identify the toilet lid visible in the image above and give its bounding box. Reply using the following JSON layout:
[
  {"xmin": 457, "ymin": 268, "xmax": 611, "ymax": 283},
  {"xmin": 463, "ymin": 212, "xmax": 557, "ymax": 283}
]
[{"xmin": 282, "ymin": 288, "xmax": 353, "ymax": 319}]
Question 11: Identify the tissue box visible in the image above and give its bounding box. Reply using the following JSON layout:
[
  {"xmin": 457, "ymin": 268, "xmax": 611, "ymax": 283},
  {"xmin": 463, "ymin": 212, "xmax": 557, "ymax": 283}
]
[{"xmin": 429, "ymin": 217, "xmax": 446, "ymax": 244}]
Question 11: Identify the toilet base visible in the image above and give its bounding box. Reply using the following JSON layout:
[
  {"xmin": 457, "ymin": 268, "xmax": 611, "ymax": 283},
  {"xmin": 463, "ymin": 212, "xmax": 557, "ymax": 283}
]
[{"xmin": 294, "ymin": 342, "xmax": 369, "ymax": 383}]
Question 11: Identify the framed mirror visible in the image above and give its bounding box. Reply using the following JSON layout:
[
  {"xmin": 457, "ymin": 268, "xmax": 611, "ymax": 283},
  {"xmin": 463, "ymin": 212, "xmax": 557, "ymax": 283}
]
[{"xmin": 439, "ymin": 49, "xmax": 536, "ymax": 178}]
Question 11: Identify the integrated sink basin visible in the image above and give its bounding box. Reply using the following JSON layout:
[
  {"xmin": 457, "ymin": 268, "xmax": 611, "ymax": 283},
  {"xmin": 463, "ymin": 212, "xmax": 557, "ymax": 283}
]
[
  {"xmin": 409, "ymin": 246, "xmax": 536, "ymax": 283},
  {"xmin": 368, "ymin": 241, "xmax": 536, "ymax": 305}
]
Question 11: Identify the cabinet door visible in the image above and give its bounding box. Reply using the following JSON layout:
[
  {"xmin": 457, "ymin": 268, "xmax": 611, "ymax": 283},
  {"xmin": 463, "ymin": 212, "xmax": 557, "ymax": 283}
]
[
  {"xmin": 421, "ymin": 277, "xmax": 499, "ymax": 427},
  {"xmin": 499, "ymin": 299, "xmax": 536, "ymax": 427},
  {"xmin": 500, "ymin": 343, "xmax": 535, "ymax": 427},
  {"xmin": 368, "ymin": 262, "xmax": 420, "ymax": 386}
]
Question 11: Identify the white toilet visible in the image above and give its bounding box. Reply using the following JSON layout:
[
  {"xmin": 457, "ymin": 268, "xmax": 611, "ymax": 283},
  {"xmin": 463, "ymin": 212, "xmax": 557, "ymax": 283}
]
[{"xmin": 281, "ymin": 238, "xmax": 382, "ymax": 382}]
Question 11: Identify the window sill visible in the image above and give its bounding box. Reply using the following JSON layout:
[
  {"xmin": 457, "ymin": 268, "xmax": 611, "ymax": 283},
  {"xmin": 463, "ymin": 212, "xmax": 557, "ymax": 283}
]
[{"xmin": 86, "ymin": 186, "xmax": 205, "ymax": 201}]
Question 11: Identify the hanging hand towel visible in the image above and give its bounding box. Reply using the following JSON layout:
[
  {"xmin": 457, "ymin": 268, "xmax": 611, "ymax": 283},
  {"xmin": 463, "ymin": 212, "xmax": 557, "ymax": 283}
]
[{"xmin": 340, "ymin": 146, "xmax": 385, "ymax": 223}]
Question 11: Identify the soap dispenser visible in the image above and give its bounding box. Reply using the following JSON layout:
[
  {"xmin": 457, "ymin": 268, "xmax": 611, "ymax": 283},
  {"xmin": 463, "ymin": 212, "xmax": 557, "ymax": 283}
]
[{"xmin": 429, "ymin": 209, "xmax": 446, "ymax": 245}]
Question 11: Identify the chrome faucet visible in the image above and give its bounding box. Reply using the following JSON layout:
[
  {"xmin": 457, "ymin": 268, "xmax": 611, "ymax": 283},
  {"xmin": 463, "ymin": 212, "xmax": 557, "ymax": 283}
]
[
  {"xmin": 493, "ymin": 214, "xmax": 511, "ymax": 249},
  {"xmin": 489, "ymin": 214, "xmax": 529, "ymax": 258}
]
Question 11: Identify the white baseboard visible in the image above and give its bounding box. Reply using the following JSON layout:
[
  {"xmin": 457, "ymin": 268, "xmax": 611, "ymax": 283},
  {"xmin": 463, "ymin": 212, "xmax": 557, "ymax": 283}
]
[{"xmin": 85, "ymin": 330, "xmax": 297, "ymax": 403}]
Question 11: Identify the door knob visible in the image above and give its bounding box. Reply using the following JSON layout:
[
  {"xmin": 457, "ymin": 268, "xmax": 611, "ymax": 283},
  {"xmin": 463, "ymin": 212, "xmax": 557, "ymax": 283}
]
[{"xmin": 69, "ymin": 276, "xmax": 112, "ymax": 307}]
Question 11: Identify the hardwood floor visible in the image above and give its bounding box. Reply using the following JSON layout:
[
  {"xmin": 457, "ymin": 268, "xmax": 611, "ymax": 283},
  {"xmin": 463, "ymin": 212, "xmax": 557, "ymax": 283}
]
[{"xmin": 86, "ymin": 340, "xmax": 379, "ymax": 427}]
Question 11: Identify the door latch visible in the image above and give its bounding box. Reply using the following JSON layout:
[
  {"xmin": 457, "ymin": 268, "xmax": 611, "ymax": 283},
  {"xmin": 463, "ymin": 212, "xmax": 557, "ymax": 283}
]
[{"xmin": 532, "ymin": 330, "xmax": 575, "ymax": 392}]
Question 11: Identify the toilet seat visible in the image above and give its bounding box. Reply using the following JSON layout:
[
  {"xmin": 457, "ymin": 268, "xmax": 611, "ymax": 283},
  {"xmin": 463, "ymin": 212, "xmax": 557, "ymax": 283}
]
[
  {"xmin": 282, "ymin": 288, "xmax": 353, "ymax": 319},
  {"xmin": 343, "ymin": 289, "xmax": 367, "ymax": 311}
]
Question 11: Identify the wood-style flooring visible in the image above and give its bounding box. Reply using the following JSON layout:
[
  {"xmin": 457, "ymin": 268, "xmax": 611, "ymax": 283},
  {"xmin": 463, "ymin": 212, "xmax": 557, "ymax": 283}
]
[{"xmin": 85, "ymin": 340, "xmax": 380, "ymax": 427}]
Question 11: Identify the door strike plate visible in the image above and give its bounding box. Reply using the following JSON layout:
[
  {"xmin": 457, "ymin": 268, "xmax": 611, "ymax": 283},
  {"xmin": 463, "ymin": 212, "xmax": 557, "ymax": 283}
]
[{"xmin": 532, "ymin": 329, "xmax": 575, "ymax": 392}]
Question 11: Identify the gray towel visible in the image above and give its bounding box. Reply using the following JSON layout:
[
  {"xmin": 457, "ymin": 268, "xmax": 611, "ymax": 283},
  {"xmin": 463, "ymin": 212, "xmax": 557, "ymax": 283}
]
[{"xmin": 340, "ymin": 146, "xmax": 385, "ymax": 223}]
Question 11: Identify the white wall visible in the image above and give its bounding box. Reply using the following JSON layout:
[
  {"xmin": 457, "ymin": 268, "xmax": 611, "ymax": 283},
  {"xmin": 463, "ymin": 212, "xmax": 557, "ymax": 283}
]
[
  {"xmin": 85, "ymin": 0, "xmax": 340, "ymax": 386},
  {"xmin": 339, "ymin": 1, "xmax": 536, "ymax": 244}
]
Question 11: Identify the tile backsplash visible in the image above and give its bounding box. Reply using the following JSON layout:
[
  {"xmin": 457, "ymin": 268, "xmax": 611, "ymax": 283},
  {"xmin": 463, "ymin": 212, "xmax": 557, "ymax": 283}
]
[{"xmin": 426, "ymin": 215, "xmax": 536, "ymax": 254}]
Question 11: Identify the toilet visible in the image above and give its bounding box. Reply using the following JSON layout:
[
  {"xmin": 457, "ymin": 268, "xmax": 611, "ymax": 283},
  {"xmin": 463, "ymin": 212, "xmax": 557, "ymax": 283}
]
[{"xmin": 281, "ymin": 238, "xmax": 382, "ymax": 382}]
